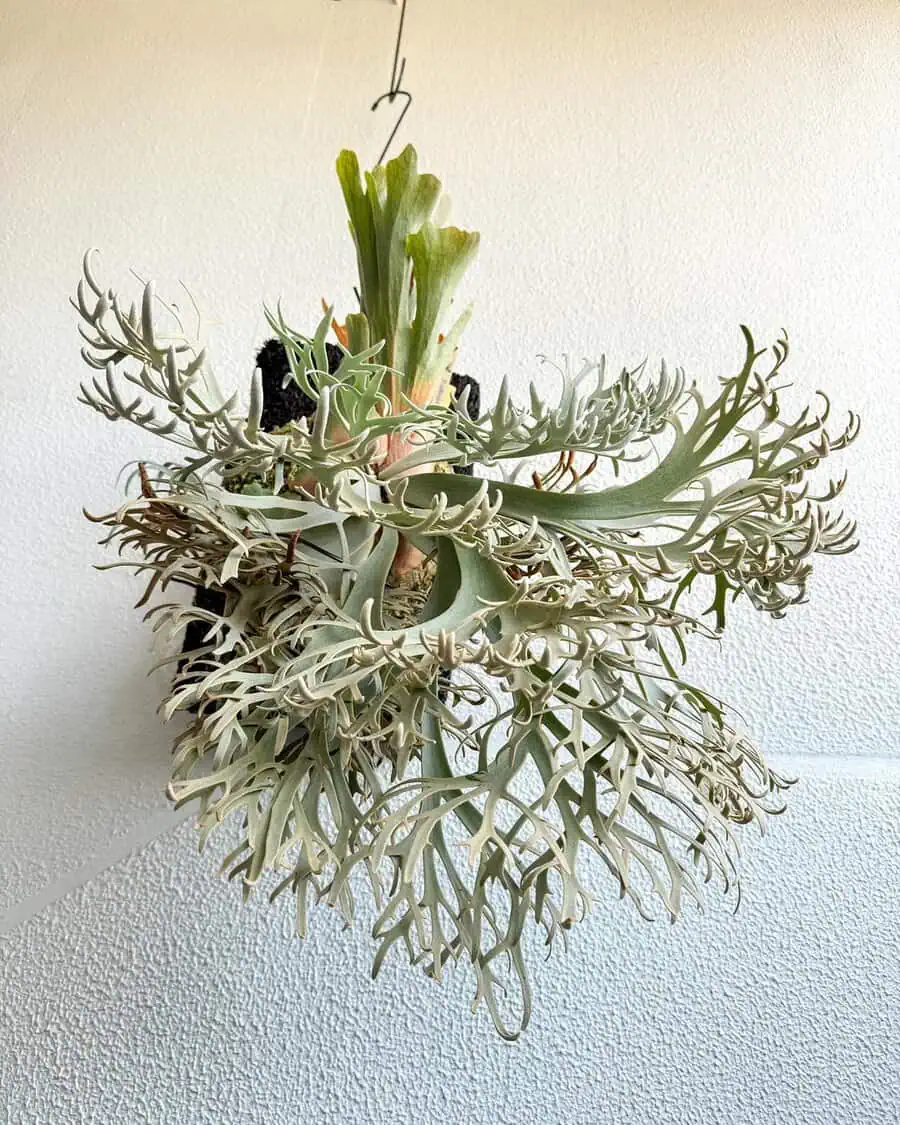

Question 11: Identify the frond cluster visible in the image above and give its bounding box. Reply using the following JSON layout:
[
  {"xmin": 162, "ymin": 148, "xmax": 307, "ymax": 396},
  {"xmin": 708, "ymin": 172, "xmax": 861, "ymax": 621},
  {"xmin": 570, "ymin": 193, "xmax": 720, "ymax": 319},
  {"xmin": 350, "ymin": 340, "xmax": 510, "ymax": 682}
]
[{"xmin": 77, "ymin": 146, "xmax": 857, "ymax": 1039}]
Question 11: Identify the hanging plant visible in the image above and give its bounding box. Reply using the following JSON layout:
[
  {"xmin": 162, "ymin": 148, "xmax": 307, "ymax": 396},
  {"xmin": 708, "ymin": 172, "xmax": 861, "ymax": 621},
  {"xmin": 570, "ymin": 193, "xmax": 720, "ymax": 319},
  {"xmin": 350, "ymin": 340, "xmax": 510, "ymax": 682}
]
[{"xmin": 76, "ymin": 145, "xmax": 858, "ymax": 1038}]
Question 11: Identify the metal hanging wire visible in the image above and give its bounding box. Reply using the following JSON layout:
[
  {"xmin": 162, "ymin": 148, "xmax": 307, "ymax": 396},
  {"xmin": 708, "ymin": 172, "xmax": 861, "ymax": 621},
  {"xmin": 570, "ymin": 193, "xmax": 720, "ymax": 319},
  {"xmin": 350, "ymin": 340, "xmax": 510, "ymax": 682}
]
[{"xmin": 368, "ymin": 0, "xmax": 412, "ymax": 165}]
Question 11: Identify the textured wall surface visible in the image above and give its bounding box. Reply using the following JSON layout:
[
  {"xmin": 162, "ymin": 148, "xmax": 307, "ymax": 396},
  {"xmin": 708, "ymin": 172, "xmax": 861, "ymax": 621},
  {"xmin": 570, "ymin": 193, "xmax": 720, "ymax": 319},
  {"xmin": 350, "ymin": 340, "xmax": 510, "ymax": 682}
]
[
  {"xmin": 3, "ymin": 763, "xmax": 899, "ymax": 1124},
  {"xmin": 1, "ymin": 1, "xmax": 898, "ymax": 1122}
]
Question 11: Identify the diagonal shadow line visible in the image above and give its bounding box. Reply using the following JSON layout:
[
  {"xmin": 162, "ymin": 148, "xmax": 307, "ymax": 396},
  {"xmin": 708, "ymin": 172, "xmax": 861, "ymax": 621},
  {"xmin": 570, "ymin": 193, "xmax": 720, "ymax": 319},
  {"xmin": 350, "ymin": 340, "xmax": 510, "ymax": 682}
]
[
  {"xmin": 3, "ymin": 754, "xmax": 898, "ymax": 937},
  {"xmin": 0, "ymin": 807, "xmax": 192, "ymax": 937}
]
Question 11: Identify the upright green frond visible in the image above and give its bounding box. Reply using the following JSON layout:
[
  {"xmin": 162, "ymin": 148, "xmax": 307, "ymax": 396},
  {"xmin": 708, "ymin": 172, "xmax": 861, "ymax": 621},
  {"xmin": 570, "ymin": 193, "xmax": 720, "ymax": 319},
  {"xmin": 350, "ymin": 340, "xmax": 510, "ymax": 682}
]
[
  {"xmin": 406, "ymin": 223, "xmax": 479, "ymax": 406},
  {"xmin": 336, "ymin": 144, "xmax": 478, "ymax": 432}
]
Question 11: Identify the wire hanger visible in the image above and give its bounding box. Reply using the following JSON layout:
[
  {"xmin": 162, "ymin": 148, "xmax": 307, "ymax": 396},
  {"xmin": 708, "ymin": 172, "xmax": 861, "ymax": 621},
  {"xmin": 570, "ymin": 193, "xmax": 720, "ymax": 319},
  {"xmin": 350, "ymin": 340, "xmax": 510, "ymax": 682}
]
[{"xmin": 369, "ymin": 0, "xmax": 412, "ymax": 165}]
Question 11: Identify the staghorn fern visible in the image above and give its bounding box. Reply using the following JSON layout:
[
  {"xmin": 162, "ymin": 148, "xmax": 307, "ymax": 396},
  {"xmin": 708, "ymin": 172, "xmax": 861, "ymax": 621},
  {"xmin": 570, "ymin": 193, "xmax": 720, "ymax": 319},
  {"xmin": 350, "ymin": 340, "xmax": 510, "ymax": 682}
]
[{"xmin": 76, "ymin": 144, "xmax": 858, "ymax": 1039}]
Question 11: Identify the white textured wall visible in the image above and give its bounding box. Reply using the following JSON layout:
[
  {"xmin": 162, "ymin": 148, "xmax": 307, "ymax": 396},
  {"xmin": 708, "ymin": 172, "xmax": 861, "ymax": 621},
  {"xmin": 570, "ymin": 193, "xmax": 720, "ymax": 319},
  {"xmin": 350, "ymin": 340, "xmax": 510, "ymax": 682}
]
[{"xmin": 1, "ymin": 1, "xmax": 898, "ymax": 1122}]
